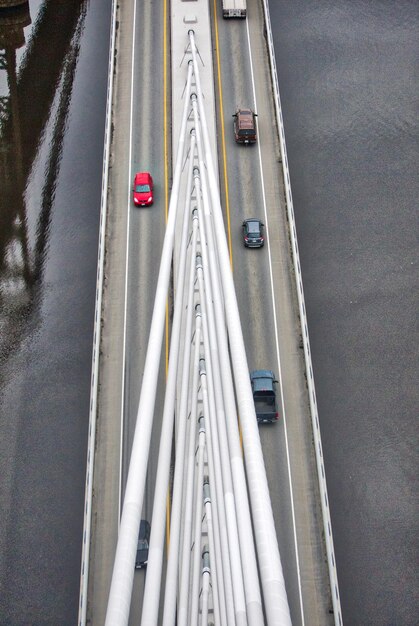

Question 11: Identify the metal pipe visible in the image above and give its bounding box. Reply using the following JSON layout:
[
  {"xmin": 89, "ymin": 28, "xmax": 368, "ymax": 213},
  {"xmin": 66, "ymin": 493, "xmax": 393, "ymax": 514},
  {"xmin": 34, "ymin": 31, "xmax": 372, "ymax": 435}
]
[
  {"xmin": 192, "ymin": 73, "xmax": 263, "ymax": 626},
  {"xmin": 104, "ymin": 60, "xmax": 194, "ymax": 626},
  {"xmin": 190, "ymin": 416, "xmax": 207, "ymax": 625},
  {"xmin": 192, "ymin": 102, "xmax": 250, "ymax": 626},
  {"xmin": 161, "ymin": 146, "xmax": 200, "ymax": 626},
  {"xmin": 140, "ymin": 107, "xmax": 196, "ymax": 626},
  {"xmin": 196, "ymin": 266, "xmax": 232, "ymax": 626},
  {"xmin": 189, "ymin": 30, "xmax": 292, "ymax": 625},
  {"xmin": 191, "ymin": 155, "xmax": 237, "ymax": 626},
  {"xmin": 201, "ymin": 545, "xmax": 211, "ymax": 626},
  {"xmin": 198, "ymin": 357, "xmax": 226, "ymax": 625},
  {"xmin": 177, "ymin": 283, "xmax": 203, "ymax": 623}
]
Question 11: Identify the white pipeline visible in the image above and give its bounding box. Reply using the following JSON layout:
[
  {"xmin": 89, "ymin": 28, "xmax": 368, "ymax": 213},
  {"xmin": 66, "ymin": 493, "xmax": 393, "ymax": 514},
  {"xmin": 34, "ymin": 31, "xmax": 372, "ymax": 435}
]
[
  {"xmin": 177, "ymin": 246, "xmax": 203, "ymax": 625},
  {"xmin": 190, "ymin": 416, "xmax": 207, "ymax": 625},
  {"xmin": 161, "ymin": 136, "xmax": 200, "ymax": 626},
  {"xmin": 189, "ymin": 30, "xmax": 292, "ymax": 626},
  {"xmin": 140, "ymin": 91, "xmax": 195, "ymax": 626},
  {"xmin": 104, "ymin": 61, "xmax": 194, "ymax": 626},
  {"xmin": 192, "ymin": 160, "xmax": 248, "ymax": 626}
]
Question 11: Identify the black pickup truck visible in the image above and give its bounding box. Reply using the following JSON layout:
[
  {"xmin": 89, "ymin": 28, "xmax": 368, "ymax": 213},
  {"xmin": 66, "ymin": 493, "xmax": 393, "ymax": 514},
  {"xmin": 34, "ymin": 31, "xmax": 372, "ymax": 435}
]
[{"xmin": 250, "ymin": 370, "xmax": 279, "ymax": 423}]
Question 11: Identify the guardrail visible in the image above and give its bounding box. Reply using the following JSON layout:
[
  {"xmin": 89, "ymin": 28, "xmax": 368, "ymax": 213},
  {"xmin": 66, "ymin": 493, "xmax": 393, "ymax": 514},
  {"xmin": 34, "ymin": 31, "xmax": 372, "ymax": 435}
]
[
  {"xmin": 77, "ymin": 1, "xmax": 118, "ymax": 624},
  {"xmin": 261, "ymin": 1, "xmax": 343, "ymax": 624}
]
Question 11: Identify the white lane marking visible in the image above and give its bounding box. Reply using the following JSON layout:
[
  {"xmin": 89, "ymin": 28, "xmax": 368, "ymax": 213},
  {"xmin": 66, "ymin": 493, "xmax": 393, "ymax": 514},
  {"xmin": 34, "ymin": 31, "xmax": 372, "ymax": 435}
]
[
  {"xmin": 245, "ymin": 15, "xmax": 305, "ymax": 626},
  {"xmin": 119, "ymin": 0, "xmax": 137, "ymax": 523}
]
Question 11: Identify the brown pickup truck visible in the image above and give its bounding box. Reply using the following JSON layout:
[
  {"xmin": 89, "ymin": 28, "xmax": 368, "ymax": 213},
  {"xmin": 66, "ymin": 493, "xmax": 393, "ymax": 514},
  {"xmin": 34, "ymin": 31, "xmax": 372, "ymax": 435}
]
[{"xmin": 233, "ymin": 107, "xmax": 258, "ymax": 144}]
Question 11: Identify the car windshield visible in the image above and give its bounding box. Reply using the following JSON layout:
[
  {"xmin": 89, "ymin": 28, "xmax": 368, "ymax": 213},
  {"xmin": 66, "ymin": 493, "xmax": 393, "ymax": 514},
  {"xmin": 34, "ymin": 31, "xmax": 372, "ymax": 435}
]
[
  {"xmin": 137, "ymin": 540, "xmax": 148, "ymax": 550},
  {"xmin": 239, "ymin": 129, "xmax": 253, "ymax": 136},
  {"xmin": 135, "ymin": 184, "xmax": 150, "ymax": 193}
]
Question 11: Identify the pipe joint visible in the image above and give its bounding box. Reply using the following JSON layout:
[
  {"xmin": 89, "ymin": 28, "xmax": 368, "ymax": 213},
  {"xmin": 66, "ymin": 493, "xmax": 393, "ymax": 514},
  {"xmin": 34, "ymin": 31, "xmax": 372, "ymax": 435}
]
[
  {"xmin": 198, "ymin": 414, "xmax": 205, "ymax": 432},
  {"xmin": 202, "ymin": 545, "xmax": 210, "ymax": 571},
  {"xmin": 203, "ymin": 480, "xmax": 211, "ymax": 504}
]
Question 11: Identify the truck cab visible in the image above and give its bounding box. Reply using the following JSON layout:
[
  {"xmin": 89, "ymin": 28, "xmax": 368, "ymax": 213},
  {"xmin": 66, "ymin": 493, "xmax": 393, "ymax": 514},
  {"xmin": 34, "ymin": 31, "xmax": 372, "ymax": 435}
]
[{"xmin": 250, "ymin": 370, "xmax": 279, "ymax": 423}]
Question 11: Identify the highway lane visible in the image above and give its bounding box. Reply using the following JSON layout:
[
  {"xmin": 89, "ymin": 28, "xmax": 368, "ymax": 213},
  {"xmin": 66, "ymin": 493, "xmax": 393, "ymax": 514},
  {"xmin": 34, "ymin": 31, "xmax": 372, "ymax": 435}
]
[
  {"xmin": 86, "ymin": 0, "xmax": 169, "ymax": 622},
  {"xmin": 124, "ymin": 0, "xmax": 168, "ymax": 623},
  {"xmin": 123, "ymin": 0, "xmax": 167, "ymax": 537},
  {"xmin": 212, "ymin": 1, "xmax": 333, "ymax": 624}
]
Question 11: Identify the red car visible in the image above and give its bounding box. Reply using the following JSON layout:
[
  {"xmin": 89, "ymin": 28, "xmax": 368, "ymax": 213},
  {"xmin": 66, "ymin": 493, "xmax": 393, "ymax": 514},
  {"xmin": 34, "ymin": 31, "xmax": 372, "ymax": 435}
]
[{"xmin": 133, "ymin": 171, "xmax": 153, "ymax": 206}]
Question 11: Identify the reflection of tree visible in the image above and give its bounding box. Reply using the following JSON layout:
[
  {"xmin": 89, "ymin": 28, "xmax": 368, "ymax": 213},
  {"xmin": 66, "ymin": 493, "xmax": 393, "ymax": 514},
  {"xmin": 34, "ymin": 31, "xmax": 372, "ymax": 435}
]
[
  {"xmin": 0, "ymin": 1, "xmax": 29, "ymax": 8},
  {"xmin": 0, "ymin": 2, "xmax": 32, "ymax": 372},
  {"xmin": 0, "ymin": 0, "xmax": 86, "ymax": 369},
  {"xmin": 0, "ymin": 2, "xmax": 30, "ymax": 181}
]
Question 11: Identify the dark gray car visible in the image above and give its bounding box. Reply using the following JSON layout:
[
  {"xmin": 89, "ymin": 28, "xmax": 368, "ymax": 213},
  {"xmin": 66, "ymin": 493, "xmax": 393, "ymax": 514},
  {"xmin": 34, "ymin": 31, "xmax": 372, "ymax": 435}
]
[
  {"xmin": 135, "ymin": 519, "xmax": 151, "ymax": 569},
  {"xmin": 250, "ymin": 370, "xmax": 279, "ymax": 423},
  {"xmin": 242, "ymin": 218, "xmax": 265, "ymax": 248}
]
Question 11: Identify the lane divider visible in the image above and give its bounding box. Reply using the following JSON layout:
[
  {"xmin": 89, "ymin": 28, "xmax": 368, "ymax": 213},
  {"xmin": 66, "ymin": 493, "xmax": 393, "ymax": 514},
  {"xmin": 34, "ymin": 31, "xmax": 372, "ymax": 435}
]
[{"xmin": 212, "ymin": 0, "xmax": 234, "ymax": 267}]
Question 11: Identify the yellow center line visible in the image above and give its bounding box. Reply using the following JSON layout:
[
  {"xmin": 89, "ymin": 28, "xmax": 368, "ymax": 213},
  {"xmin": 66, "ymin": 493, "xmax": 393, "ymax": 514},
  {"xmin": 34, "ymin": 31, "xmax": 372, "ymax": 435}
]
[
  {"xmin": 213, "ymin": 1, "xmax": 243, "ymax": 449},
  {"xmin": 163, "ymin": 0, "xmax": 171, "ymax": 549},
  {"xmin": 213, "ymin": 0, "xmax": 233, "ymax": 270}
]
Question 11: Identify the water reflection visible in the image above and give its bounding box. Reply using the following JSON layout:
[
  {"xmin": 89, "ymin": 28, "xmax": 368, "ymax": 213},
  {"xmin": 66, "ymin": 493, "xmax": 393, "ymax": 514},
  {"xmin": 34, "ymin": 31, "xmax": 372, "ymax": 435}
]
[
  {"xmin": 0, "ymin": 0, "xmax": 86, "ymax": 371},
  {"xmin": 0, "ymin": 2, "xmax": 32, "ymax": 366}
]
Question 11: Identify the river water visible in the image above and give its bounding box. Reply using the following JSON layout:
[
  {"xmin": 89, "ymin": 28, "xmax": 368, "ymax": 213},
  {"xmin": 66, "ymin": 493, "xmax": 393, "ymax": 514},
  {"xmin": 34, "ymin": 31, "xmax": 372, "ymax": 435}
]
[
  {"xmin": 268, "ymin": 1, "xmax": 418, "ymax": 624},
  {"xmin": 0, "ymin": 1, "xmax": 112, "ymax": 624},
  {"xmin": 0, "ymin": 1, "xmax": 417, "ymax": 625}
]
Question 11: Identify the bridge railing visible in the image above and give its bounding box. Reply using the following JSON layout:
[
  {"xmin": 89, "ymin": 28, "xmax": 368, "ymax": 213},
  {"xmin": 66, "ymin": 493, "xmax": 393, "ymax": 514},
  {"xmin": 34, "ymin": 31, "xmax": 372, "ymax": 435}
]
[
  {"xmin": 77, "ymin": 1, "xmax": 118, "ymax": 624},
  {"xmin": 261, "ymin": 2, "xmax": 343, "ymax": 624}
]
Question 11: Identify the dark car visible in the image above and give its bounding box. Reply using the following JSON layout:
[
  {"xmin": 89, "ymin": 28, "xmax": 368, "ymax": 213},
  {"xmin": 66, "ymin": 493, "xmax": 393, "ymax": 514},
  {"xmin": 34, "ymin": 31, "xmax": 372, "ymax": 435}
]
[
  {"xmin": 133, "ymin": 171, "xmax": 153, "ymax": 206},
  {"xmin": 242, "ymin": 218, "xmax": 264, "ymax": 248},
  {"xmin": 135, "ymin": 519, "xmax": 151, "ymax": 569},
  {"xmin": 250, "ymin": 370, "xmax": 279, "ymax": 423},
  {"xmin": 232, "ymin": 108, "xmax": 257, "ymax": 144}
]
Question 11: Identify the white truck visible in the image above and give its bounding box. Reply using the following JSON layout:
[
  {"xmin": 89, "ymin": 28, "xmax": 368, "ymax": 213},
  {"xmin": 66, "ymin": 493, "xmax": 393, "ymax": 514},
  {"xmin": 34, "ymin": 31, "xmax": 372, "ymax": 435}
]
[{"xmin": 222, "ymin": 0, "xmax": 246, "ymax": 18}]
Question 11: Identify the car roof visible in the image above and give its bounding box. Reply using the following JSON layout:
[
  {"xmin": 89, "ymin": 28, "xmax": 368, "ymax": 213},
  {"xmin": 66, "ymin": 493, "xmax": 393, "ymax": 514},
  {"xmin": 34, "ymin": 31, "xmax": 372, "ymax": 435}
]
[
  {"xmin": 236, "ymin": 109, "xmax": 255, "ymax": 127},
  {"xmin": 238, "ymin": 115, "xmax": 254, "ymax": 129},
  {"xmin": 248, "ymin": 225, "xmax": 261, "ymax": 235}
]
